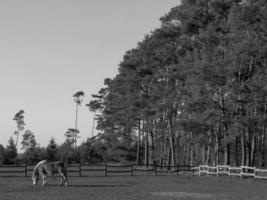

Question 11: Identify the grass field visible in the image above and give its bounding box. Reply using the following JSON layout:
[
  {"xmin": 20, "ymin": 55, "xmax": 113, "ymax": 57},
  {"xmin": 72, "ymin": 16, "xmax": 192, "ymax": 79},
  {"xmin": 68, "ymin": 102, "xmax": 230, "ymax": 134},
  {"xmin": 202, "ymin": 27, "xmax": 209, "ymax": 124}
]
[{"xmin": 0, "ymin": 175, "xmax": 267, "ymax": 200}]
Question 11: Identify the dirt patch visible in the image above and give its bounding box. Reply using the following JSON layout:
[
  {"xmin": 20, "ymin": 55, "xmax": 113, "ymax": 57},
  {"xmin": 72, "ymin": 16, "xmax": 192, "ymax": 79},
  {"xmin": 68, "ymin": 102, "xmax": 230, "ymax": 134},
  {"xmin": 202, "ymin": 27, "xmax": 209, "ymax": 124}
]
[{"xmin": 151, "ymin": 191, "xmax": 213, "ymax": 199}]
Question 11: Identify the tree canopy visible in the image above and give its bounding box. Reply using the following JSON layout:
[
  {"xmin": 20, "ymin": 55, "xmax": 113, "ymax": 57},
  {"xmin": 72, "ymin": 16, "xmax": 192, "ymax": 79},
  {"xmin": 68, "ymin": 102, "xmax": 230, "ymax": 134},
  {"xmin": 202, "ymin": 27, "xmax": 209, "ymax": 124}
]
[{"xmin": 88, "ymin": 0, "xmax": 267, "ymax": 167}]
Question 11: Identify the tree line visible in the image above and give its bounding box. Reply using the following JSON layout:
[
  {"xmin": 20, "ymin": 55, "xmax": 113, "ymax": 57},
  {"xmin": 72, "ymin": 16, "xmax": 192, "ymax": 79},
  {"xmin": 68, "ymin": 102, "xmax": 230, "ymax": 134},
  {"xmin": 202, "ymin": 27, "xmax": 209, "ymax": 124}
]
[
  {"xmin": 0, "ymin": 136, "xmax": 107, "ymax": 165},
  {"xmin": 88, "ymin": 0, "xmax": 267, "ymax": 167}
]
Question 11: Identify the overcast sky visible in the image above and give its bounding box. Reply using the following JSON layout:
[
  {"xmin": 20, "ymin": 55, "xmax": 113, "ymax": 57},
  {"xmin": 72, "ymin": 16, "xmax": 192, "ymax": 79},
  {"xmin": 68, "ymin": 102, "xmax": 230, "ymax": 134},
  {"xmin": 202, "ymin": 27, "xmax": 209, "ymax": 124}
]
[{"xmin": 0, "ymin": 0, "xmax": 180, "ymax": 149}]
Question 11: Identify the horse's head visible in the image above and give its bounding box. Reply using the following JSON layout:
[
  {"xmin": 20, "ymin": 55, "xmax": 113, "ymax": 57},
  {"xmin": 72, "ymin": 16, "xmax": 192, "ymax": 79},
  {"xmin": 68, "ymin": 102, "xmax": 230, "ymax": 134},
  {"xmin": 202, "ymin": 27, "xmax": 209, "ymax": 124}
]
[{"xmin": 32, "ymin": 170, "xmax": 39, "ymax": 186}]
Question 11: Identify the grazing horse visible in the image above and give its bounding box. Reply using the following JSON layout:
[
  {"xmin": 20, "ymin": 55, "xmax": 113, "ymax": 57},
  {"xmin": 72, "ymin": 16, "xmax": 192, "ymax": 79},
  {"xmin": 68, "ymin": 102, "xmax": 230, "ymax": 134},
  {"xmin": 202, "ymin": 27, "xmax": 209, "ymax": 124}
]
[{"xmin": 32, "ymin": 160, "xmax": 69, "ymax": 186}]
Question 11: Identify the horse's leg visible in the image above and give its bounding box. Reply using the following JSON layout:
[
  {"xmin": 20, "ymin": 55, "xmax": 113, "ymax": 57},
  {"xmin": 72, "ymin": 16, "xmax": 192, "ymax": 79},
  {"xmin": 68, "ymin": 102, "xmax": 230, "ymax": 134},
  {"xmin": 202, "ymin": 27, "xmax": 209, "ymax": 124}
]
[
  {"xmin": 64, "ymin": 174, "xmax": 69, "ymax": 186},
  {"xmin": 57, "ymin": 168, "xmax": 64, "ymax": 186},
  {"xmin": 60, "ymin": 173, "xmax": 68, "ymax": 186},
  {"xmin": 59, "ymin": 174, "xmax": 64, "ymax": 186},
  {"xmin": 41, "ymin": 173, "xmax": 47, "ymax": 186},
  {"xmin": 44, "ymin": 175, "xmax": 47, "ymax": 185},
  {"xmin": 59, "ymin": 166, "xmax": 69, "ymax": 186},
  {"xmin": 41, "ymin": 173, "xmax": 44, "ymax": 186},
  {"xmin": 33, "ymin": 173, "xmax": 39, "ymax": 186},
  {"xmin": 60, "ymin": 170, "xmax": 69, "ymax": 186}
]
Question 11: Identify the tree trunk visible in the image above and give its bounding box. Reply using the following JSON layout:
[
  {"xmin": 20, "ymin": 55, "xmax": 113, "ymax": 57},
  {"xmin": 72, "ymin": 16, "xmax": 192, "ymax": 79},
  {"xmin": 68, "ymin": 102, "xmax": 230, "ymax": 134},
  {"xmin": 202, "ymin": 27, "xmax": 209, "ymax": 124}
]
[
  {"xmin": 250, "ymin": 135, "xmax": 256, "ymax": 166},
  {"xmin": 136, "ymin": 120, "xmax": 141, "ymax": 165},
  {"xmin": 163, "ymin": 133, "xmax": 168, "ymax": 166},
  {"xmin": 190, "ymin": 134, "xmax": 194, "ymax": 167},
  {"xmin": 241, "ymin": 129, "xmax": 246, "ymax": 166},
  {"xmin": 167, "ymin": 118, "xmax": 176, "ymax": 166},
  {"xmin": 202, "ymin": 145, "xmax": 205, "ymax": 165},
  {"xmin": 159, "ymin": 117, "xmax": 166, "ymax": 166},
  {"xmin": 245, "ymin": 130, "xmax": 250, "ymax": 166},
  {"xmin": 205, "ymin": 129, "xmax": 212, "ymax": 165},
  {"xmin": 176, "ymin": 131, "xmax": 181, "ymax": 165},
  {"xmin": 223, "ymin": 123, "xmax": 230, "ymax": 165},
  {"xmin": 144, "ymin": 131, "xmax": 149, "ymax": 167},
  {"xmin": 159, "ymin": 133, "xmax": 164, "ymax": 166},
  {"xmin": 185, "ymin": 138, "xmax": 189, "ymax": 166},
  {"xmin": 167, "ymin": 146, "xmax": 171, "ymax": 166},
  {"xmin": 262, "ymin": 98, "xmax": 267, "ymax": 167},
  {"xmin": 205, "ymin": 145, "xmax": 211, "ymax": 166},
  {"xmin": 224, "ymin": 143, "xmax": 230, "ymax": 165},
  {"xmin": 214, "ymin": 124, "xmax": 219, "ymax": 166},
  {"xmin": 75, "ymin": 103, "xmax": 79, "ymax": 148},
  {"xmin": 169, "ymin": 135, "xmax": 175, "ymax": 166},
  {"xmin": 149, "ymin": 130, "xmax": 155, "ymax": 165},
  {"xmin": 262, "ymin": 129, "xmax": 266, "ymax": 167},
  {"xmin": 235, "ymin": 137, "xmax": 240, "ymax": 166}
]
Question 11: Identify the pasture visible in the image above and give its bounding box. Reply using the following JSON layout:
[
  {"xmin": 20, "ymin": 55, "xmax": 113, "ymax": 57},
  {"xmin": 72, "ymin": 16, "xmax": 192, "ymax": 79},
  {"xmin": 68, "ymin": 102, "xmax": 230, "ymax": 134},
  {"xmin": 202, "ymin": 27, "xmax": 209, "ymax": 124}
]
[{"xmin": 0, "ymin": 175, "xmax": 267, "ymax": 200}]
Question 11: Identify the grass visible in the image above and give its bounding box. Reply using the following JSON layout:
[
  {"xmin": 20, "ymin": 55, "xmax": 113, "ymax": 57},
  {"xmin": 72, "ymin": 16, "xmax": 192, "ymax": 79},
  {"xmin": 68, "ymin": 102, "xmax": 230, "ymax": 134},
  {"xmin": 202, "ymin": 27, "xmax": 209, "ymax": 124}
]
[{"xmin": 0, "ymin": 175, "xmax": 267, "ymax": 200}]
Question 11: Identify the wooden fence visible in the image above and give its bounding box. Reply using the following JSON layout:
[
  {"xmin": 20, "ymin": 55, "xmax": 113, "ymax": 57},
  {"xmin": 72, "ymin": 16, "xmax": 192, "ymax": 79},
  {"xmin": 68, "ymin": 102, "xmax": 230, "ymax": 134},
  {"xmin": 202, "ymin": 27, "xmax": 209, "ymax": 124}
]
[
  {"xmin": 0, "ymin": 164, "xmax": 194, "ymax": 177},
  {"xmin": 193, "ymin": 165, "xmax": 267, "ymax": 179}
]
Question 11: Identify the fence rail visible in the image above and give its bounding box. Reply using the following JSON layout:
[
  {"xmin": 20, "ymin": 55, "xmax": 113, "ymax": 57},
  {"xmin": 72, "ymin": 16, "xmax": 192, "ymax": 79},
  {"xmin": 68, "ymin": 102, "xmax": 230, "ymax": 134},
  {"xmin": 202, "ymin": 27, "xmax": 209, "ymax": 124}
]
[
  {"xmin": 194, "ymin": 165, "xmax": 267, "ymax": 179},
  {"xmin": 0, "ymin": 164, "xmax": 194, "ymax": 177}
]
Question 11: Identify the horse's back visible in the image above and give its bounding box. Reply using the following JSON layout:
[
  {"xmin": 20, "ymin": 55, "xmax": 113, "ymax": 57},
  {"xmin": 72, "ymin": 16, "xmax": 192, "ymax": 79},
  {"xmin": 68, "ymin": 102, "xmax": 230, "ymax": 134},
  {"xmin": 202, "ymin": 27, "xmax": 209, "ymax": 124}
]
[
  {"xmin": 44, "ymin": 161, "xmax": 66, "ymax": 175},
  {"xmin": 34, "ymin": 160, "xmax": 66, "ymax": 176}
]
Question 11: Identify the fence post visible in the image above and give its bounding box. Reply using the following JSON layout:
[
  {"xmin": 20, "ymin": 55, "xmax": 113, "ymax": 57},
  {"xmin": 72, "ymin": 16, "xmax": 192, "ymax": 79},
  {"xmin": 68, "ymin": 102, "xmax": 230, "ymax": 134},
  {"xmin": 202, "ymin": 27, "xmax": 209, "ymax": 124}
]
[
  {"xmin": 176, "ymin": 165, "xmax": 179, "ymax": 176},
  {"xmin": 104, "ymin": 164, "xmax": 107, "ymax": 177},
  {"xmin": 79, "ymin": 164, "xmax": 82, "ymax": 177},
  {"xmin": 130, "ymin": 165, "xmax": 133, "ymax": 176},
  {"xmin": 24, "ymin": 164, "xmax": 27, "ymax": 177},
  {"xmin": 154, "ymin": 165, "xmax": 157, "ymax": 176}
]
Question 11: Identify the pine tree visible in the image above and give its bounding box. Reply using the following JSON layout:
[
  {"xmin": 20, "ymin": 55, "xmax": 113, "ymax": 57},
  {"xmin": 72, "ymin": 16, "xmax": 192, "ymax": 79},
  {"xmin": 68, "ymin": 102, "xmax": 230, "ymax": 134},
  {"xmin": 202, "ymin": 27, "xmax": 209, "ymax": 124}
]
[
  {"xmin": 0, "ymin": 144, "xmax": 5, "ymax": 164},
  {"xmin": 5, "ymin": 137, "xmax": 17, "ymax": 164},
  {"xmin": 46, "ymin": 138, "xmax": 58, "ymax": 161},
  {"xmin": 21, "ymin": 130, "xmax": 37, "ymax": 151}
]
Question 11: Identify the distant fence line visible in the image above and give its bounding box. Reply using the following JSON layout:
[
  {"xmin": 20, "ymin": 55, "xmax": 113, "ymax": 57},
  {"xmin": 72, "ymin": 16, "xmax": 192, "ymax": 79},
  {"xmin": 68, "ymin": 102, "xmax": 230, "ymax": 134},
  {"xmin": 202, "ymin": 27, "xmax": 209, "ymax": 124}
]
[
  {"xmin": 0, "ymin": 164, "xmax": 194, "ymax": 177},
  {"xmin": 193, "ymin": 165, "xmax": 267, "ymax": 180},
  {"xmin": 4, "ymin": 164, "xmax": 266, "ymax": 179}
]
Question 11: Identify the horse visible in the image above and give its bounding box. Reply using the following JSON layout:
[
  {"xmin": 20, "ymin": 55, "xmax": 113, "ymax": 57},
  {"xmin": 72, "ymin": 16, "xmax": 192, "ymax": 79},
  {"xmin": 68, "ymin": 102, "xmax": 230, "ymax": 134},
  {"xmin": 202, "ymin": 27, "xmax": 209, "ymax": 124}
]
[{"xmin": 32, "ymin": 160, "xmax": 69, "ymax": 186}]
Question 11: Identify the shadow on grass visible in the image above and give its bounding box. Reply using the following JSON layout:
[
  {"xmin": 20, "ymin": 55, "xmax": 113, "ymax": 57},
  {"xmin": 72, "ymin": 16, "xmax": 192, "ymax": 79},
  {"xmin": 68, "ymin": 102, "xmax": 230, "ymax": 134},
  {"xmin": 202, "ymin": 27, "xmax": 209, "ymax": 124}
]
[
  {"xmin": 39, "ymin": 183, "xmax": 131, "ymax": 188},
  {"xmin": 68, "ymin": 184, "xmax": 131, "ymax": 188}
]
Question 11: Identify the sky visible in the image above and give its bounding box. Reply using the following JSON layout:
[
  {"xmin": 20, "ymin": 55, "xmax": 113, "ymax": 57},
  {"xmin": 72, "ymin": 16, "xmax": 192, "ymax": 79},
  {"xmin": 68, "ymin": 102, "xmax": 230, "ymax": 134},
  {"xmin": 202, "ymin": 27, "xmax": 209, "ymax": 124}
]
[{"xmin": 0, "ymin": 0, "xmax": 180, "ymax": 149}]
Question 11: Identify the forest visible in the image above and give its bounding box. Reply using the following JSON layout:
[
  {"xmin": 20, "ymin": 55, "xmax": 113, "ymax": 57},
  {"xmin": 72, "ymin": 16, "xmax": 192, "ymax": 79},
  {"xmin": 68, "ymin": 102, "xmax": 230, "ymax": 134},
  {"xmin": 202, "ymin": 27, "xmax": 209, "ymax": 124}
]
[
  {"xmin": 1, "ymin": 0, "xmax": 267, "ymax": 167},
  {"xmin": 87, "ymin": 0, "xmax": 267, "ymax": 167}
]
